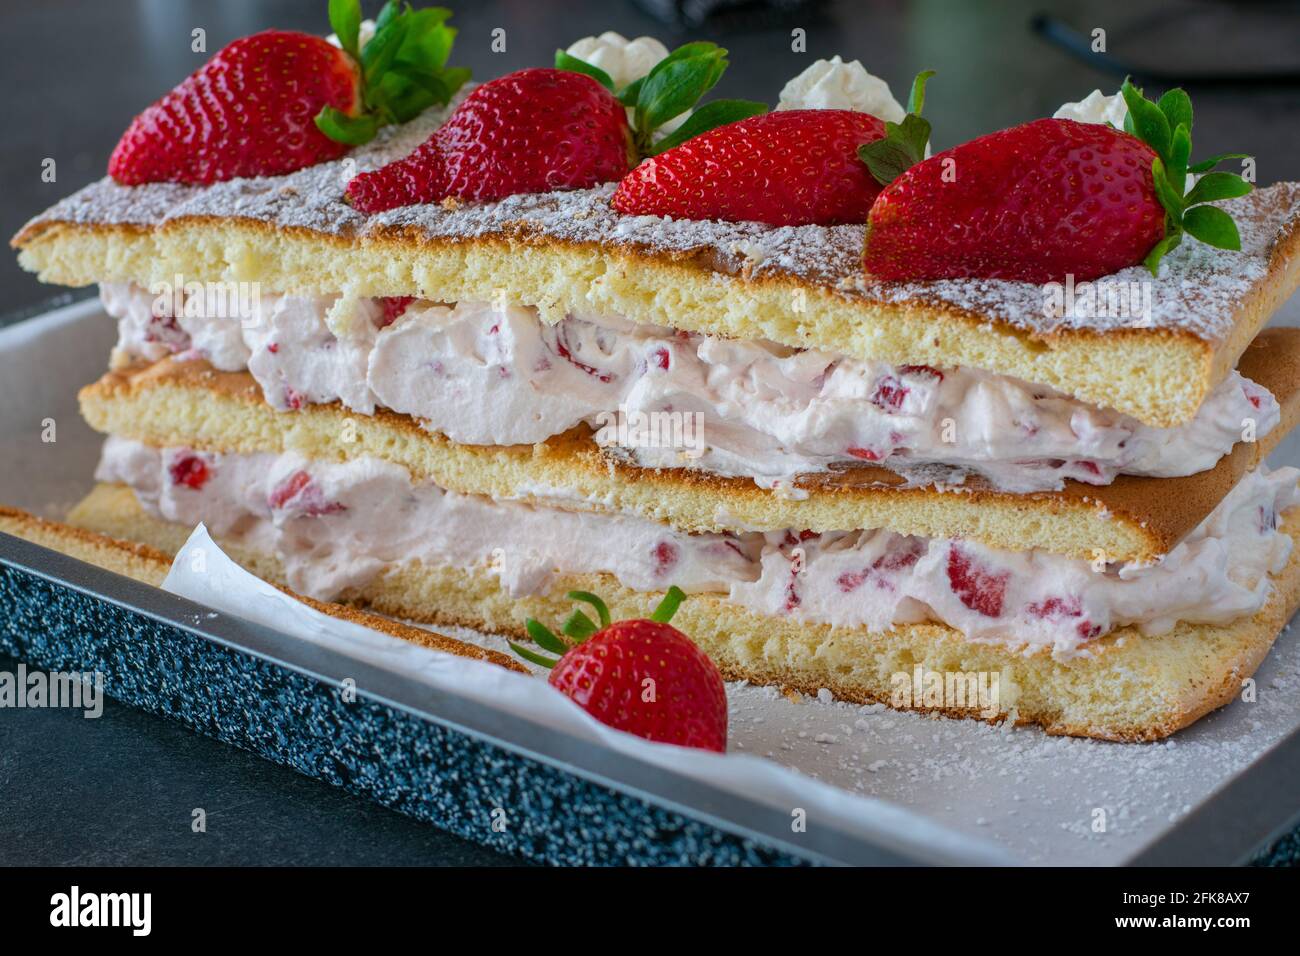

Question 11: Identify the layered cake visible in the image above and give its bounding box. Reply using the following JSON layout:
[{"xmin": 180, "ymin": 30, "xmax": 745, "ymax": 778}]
[{"xmin": 8, "ymin": 6, "xmax": 1300, "ymax": 741}]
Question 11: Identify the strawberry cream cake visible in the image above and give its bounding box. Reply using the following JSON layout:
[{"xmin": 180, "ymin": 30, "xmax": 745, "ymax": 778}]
[{"xmin": 8, "ymin": 2, "xmax": 1300, "ymax": 743}]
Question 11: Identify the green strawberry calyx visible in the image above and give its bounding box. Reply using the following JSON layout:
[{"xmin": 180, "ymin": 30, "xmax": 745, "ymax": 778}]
[
  {"xmin": 509, "ymin": 586, "xmax": 687, "ymax": 669},
  {"xmin": 1118, "ymin": 78, "xmax": 1254, "ymax": 275},
  {"xmin": 315, "ymin": 0, "xmax": 471, "ymax": 147},
  {"xmin": 555, "ymin": 42, "xmax": 767, "ymax": 158},
  {"xmin": 858, "ymin": 70, "xmax": 937, "ymax": 187}
]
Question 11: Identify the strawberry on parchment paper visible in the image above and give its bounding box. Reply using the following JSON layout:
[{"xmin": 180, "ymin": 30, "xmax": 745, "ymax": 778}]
[{"xmin": 510, "ymin": 587, "xmax": 728, "ymax": 753}]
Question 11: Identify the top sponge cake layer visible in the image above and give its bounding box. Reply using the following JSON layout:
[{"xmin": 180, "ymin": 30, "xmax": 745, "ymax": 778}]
[{"xmin": 13, "ymin": 101, "xmax": 1300, "ymax": 426}]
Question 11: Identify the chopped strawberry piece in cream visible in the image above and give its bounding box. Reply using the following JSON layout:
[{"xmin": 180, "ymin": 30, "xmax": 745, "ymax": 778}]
[
  {"xmin": 652, "ymin": 540, "xmax": 679, "ymax": 576},
  {"xmin": 837, "ymin": 569, "xmax": 870, "ymax": 593},
  {"xmin": 869, "ymin": 375, "xmax": 907, "ymax": 411},
  {"xmin": 379, "ymin": 296, "xmax": 416, "ymax": 328},
  {"xmin": 782, "ymin": 529, "xmax": 820, "ymax": 548},
  {"xmin": 552, "ymin": 325, "xmax": 614, "ymax": 383},
  {"xmin": 268, "ymin": 470, "xmax": 344, "ymax": 516},
  {"xmin": 875, "ymin": 540, "xmax": 924, "ymax": 572},
  {"xmin": 1027, "ymin": 595, "xmax": 1083, "ymax": 619},
  {"xmin": 946, "ymin": 546, "xmax": 1008, "ymax": 617},
  {"xmin": 168, "ymin": 453, "xmax": 211, "ymax": 490},
  {"xmin": 721, "ymin": 539, "xmax": 748, "ymax": 559},
  {"xmin": 1259, "ymin": 506, "xmax": 1278, "ymax": 533},
  {"xmin": 899, "ymin": 364, "xmax": 944, "ymax": 381},
  {"xmin": 268, "ymin": 471, "xmax": 311, "ymax": 509},
  {"xmin": 143, "ymin": 312, "xmax": 185, "ymax": 349},
  {"xmin": 783, "ymin": 566, "xmax": 801, "ymax": 611},
  {"xmin": 838, "ymin": 540, "xmax": 922, "ymax": 593},
  {"xmin": 846, "ymin": 446, "xmax": 883, "ymax": 461}
]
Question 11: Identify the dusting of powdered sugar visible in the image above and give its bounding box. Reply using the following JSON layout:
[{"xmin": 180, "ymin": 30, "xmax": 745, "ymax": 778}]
[
  {"xmin": 856, "ymin": 190, "xmax": 1293, "ymax": 341},
  {"xmin": 19, "ymin": 89, "xmax": 1300, "ymax": 345},
  {"xmin": 425, "ymin": 614, "xmax": 1300, "ymax": 864}
]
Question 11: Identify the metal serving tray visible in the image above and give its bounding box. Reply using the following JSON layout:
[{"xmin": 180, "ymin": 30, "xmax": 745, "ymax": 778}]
[{"xmin": 3, "ymin": 297, "xmax": 1300, "ymax": 866}]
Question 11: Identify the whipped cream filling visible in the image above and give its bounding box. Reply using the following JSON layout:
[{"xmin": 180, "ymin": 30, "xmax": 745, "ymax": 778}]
[
  {"xmin": 96, "ymin": 435, "xmax": 757, "ymax": 601},
  {"xmin": 737, "ymin": 462, "xmax": 1298, "ymax": 657},
  {"xmin": 102, "ymin": 282, "xmax": 1277, "ymax": 494},
  {"xmin": 96, "ymin": 437, "xmax": 1298, "ymax": 659}
]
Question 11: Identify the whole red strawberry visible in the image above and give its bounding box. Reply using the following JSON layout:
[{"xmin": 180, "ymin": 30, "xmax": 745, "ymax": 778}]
[
  {"xmin": 346, "ymin": 68, "xmax": 634, "ymax": 213},
  {"xmin": 109, "ymin": 3, "xmax": 468, "ymax": 186},
  {"xmin": 109, "ymin": 30, "xmax": 357, "ymax": 185},
  {"xmin": 611, "ymin": 110, "xmax": 888, "ymax": 226},
  {"xmin": 511, "ymin": 587, "xmax": 727, "ymax": 752},
  {"xmin": 865, "ymin": 118, "xmax": 1164, "ymax": 283},
  {"xmin": 862, "ymin": 80, "xmax": 1255, "ymax": 282},
  {"xmin": 347, "ymin": 41, "xmax": 766, "ymax": 212}
]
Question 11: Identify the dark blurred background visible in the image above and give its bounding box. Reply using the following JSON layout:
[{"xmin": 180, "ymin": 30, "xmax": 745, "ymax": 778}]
[{"xmin": 3, "ymin": 0, "xmax": 1298, "ymax": 866}]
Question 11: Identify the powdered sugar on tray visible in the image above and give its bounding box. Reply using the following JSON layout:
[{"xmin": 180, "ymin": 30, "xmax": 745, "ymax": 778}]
[
  {"xmin": 463, "ymin": 613, "xmax": 1300, "ymax": 865},
  {"xmin": 19, "ymin": 91, "xmax": 1300, "ymax": 346}
]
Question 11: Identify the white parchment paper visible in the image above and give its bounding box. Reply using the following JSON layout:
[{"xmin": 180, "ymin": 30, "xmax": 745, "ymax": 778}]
[{"xmin": 163, "ymin": 523, "xmax": 1009, "ymax": 864}]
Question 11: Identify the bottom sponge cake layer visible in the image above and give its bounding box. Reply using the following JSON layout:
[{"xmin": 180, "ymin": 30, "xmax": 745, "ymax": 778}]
[{"xmin": 61, "ymin": 481, "xmax": 1300, "ymax": 742}]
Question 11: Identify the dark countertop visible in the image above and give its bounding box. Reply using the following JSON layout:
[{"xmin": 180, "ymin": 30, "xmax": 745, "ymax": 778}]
[
  {"xmin": 0, "ymin": 654, "xmax": 519, "ymax": 865},
  {"xmin": 2, "ymin": 0, "xmax": 1298, "ymax": 866}
]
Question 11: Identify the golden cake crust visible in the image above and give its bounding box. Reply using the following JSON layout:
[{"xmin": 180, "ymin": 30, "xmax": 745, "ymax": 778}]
[{"xmin": 13, "ymin": 168, "xmax": 1300, "ymax": 427}]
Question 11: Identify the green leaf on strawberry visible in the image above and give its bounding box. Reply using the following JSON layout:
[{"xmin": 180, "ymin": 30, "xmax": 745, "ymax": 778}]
[
  {"xmin": 1185, "ymin": 171, "xmax": 1253, "ymax": 205},
  {"xmin": 1119, "ymin": 77, "xmax": 1253, "ymax": 274},
  {"xmin": 510, "ymin": 586, "xmax": 727, "ymax": 752},
  {"xmin": 858, "ymin": 70, "xmax": 937, "ymax": 187},
  {"xmin": 554, "ymin": 50, "xmax": 616, "ymax": 91},
  {"xmin": 649, "ymin": 99, "xmax": 770, "ymax": 154},
  {"xmin": 329, "ymin": 0, "xmax": 363, "ymax": 59},
  {"xmin": 554, "ymin": 42, "xmax": 767, "ymax": 158},
  {"xmin": 316, "ymin": 108, "xmax": 381, "ymax": 146},
  {"xmin": 315, "ymin": 0, "xmax": 469, "ymax": 148},
  {"xmin": 1156, "ymin": 88, "xmax": 1193, "ymax": 131},
  {"xmin": 1189, "ymin": 151, "xmax": 1250, "ymax": 175},
  {"xmin": 1183, "ymin": 204, "xmax": 1242, "ymax": 247},
  {"xmin": 510, "ymin": 587, "xmax": 687, "ymax": 669}
]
